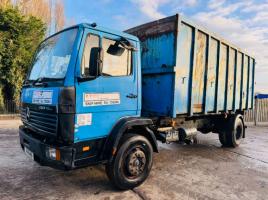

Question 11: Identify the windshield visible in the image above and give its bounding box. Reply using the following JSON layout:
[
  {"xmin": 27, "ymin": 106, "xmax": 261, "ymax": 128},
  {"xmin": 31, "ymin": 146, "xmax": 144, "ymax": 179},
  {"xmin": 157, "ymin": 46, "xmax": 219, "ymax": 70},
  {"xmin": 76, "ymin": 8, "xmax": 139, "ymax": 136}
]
[{"xmin": 28, "ymin": 28, "xmax": 78, "ymax": 81}]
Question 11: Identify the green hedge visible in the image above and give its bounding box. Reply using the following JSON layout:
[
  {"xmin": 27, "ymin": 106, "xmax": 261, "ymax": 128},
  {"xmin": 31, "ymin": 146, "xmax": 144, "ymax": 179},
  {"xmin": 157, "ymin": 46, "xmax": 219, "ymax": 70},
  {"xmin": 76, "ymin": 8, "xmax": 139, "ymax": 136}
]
[{"xmin": 0, "ymin": 6, "xmax": 46, "ymax": 107}]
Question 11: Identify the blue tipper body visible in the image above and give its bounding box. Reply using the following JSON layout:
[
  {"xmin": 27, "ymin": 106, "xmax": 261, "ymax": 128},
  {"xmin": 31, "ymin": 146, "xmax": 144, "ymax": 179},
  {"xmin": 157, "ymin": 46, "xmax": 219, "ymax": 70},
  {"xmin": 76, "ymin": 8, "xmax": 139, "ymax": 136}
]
[{"xmin": 126, "ymin": 14, "xmax": 255, "ymax": 118}]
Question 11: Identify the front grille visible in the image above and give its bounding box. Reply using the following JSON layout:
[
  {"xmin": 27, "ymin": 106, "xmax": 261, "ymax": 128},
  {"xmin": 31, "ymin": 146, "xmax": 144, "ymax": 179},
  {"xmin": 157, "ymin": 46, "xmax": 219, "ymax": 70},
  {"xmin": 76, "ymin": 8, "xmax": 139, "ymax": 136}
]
[{"xmin": 21, "ymin": 106, "xmax": 58, "ymax": 136}]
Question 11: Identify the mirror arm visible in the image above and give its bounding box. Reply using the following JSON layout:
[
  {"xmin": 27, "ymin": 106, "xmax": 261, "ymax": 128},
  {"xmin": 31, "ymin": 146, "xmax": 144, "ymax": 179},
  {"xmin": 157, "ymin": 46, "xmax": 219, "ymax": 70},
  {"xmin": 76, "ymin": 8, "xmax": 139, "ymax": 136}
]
[
  {"xmin": 121, "ymin": 42, "xmax": 137, "ymax": 51},
  {"xmin": 118, "ymin": 37, "xmax": 138, "ymax": 51}
]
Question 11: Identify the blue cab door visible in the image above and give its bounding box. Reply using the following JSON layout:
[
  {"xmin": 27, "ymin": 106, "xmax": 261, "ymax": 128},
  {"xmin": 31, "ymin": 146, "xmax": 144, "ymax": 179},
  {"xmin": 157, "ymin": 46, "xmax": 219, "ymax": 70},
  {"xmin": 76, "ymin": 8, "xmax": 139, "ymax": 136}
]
[{"xmin": 74, "ymin": 29, "xmax": 139, "ymax": 142}]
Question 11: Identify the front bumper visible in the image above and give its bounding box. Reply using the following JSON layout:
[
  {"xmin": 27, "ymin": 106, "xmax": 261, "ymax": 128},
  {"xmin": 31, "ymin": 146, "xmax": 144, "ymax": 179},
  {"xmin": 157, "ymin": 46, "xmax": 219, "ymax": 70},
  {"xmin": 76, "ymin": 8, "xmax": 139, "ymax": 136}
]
[{"xmin": 19, "ymin": 125, "xmax": 106, "ymax": 170}]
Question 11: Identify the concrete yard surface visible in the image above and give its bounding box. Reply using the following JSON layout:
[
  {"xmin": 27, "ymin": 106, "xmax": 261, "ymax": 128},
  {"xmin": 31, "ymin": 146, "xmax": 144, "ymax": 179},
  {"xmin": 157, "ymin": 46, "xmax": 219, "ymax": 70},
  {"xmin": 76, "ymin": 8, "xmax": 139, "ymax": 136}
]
[{"xmin": 0, "ymin": 120, "xmax": 268, "ymax": 200}]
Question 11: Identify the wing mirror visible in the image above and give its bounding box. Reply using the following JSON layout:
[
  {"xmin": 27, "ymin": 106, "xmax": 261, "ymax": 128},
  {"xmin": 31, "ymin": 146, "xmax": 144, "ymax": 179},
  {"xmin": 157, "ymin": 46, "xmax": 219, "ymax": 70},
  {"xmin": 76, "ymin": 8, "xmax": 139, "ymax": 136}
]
[{"xmin": 107, "ymin": 43, "xmax": 125, "ymax": 56}]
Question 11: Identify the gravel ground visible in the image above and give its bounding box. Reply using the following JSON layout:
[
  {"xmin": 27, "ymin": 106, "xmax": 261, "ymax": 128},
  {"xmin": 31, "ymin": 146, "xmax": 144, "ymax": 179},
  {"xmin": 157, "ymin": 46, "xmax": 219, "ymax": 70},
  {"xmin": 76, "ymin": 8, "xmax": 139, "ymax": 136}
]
[{"xmin": 0, "ymin": 120, "xmax": 268, "ymax": 200}]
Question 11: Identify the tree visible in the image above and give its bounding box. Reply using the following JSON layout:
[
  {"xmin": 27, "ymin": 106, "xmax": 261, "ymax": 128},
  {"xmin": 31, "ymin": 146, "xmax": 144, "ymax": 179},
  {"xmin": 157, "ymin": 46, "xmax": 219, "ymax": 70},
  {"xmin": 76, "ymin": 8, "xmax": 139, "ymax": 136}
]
[
  {"xmin": 2, "ymin": 0, "xmax": 65, "ymax": 33},
  {"xmin": 54, "ymin": 0, "xmax": 65, "ymax": 32},
  {"xmin": 17, "ymin": 0, "xmax": 65, "ymax": 33},
  {"xmin": 0, "ymin": 0, "xmax": 66, "ymax": 112},
  {"xmin": 0, "ymin": 0, "xmax": 11, "ymax": 8},
  {"xmin": 0, "ymin": 7, "xmax": 46, "ymax": 111},
  {"xmin": 18, "ymin": 0, "xmax": 52, "ymax": 26}
]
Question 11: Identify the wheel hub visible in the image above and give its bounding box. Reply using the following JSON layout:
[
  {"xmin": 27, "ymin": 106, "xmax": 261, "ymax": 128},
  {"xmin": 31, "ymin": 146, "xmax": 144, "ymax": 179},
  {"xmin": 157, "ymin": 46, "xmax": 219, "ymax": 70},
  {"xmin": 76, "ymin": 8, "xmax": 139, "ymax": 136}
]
[{"xmin": 126, "ymin": 149, "xmax": 146, "ymax": 176}]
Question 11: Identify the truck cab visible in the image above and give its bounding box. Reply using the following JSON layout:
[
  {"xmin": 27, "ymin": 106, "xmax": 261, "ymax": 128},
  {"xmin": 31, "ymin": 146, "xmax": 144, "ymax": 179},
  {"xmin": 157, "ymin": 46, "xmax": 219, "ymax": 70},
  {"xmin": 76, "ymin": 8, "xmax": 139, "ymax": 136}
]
[{"xmin": 20, "ymin": 24, "xmax": 156, "ymax": 189}]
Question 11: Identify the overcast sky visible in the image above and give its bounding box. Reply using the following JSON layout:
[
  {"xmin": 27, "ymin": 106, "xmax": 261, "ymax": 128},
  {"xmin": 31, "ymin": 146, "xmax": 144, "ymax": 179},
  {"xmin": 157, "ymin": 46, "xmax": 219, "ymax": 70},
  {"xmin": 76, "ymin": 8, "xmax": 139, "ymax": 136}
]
[{"xmin": 63, "ymin": 0, "xmax": 268, "ymax": 93}]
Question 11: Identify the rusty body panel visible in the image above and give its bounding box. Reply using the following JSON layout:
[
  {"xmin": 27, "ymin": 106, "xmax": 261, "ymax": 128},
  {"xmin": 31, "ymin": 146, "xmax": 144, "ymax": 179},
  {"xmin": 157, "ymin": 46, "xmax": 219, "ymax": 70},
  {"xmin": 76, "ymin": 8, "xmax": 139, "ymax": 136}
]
[
  {"xmin": 242, "ymin": 56, "xmax": 249, "ymax": 109},
  {"xmin": 192, "ymin": 31, "xmax": 207, "ymax": 113},
  {"xmin": 126, "ymin": 14, "xmax": 255, "ymax": 118},
  {"xmin": 218, "ymin": 44, "xmax": 228, "ymax": 111},
  {"xmin": 248, "ymin": 58, "xmax": 254, "ymax": 108},
  {"xmin": 206, "ymin": 38, "xmax": 218, "ymax": 112},
  {"xmin": 227, "ymin": 48, "xmax": 235, "ymax": 110},
  {"xmin": 174, "ymin": 22, "xmax": 194, "ymax": 114},
  {"xmin": 236, "ymin": 52, "xmax": 243, "ymax": 110}
]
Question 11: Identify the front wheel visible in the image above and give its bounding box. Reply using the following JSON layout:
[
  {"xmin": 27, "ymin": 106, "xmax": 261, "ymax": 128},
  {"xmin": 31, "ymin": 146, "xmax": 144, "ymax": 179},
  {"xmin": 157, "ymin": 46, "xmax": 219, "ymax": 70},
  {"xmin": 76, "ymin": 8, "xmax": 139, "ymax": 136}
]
[{"xmin": 106, "ymin": 134, "xmax": 153, "ymax": 190}]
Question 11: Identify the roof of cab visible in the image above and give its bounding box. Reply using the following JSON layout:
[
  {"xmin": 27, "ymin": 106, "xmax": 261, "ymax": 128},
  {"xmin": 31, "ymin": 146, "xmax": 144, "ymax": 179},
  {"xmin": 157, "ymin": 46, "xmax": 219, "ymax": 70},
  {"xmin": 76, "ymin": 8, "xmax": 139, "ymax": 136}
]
[
  {"xmin": 50, "ymin": 23, "xmax": 139, "ymax": 42},
  {"xmin": 83, "ymin": 23, "xmax": 139, "ymax": 41}
]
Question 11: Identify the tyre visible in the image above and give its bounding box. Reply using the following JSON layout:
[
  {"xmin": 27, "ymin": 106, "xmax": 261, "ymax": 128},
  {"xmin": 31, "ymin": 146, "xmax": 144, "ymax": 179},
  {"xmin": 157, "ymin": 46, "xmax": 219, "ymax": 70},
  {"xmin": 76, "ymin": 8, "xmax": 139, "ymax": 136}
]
[
  {"xmin": 218, "ymin": 131, "xmax": 228, "ymax": 146},
  {"xmin": 106, "ymin": 134, "xmax": 153, "ymax": 190},
  {"xmin": 218, "ymin": 115, "xmax": 245, "ymax": 147}
]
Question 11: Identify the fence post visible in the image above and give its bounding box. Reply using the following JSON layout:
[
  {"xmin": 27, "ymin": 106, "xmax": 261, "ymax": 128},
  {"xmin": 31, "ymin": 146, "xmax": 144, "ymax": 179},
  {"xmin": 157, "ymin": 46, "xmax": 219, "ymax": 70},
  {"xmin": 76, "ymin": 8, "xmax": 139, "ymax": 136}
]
[{"xmin": 254, "ymin": 97, "xmax": 258, "ymax": 126}]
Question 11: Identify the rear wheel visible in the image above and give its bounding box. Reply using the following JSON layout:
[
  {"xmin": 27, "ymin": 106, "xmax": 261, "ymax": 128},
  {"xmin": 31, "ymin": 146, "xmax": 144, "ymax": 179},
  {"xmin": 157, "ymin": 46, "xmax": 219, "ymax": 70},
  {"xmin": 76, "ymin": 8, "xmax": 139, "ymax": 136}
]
[
  {"xmin": 219, "ymin": 131, "xmax": 228, "ymax": 146},
  {"xmin": 218, "ymin": 115, "xmax": 245, "ymax": 147},
  {"xmin": 106, "ymin": 134, "xmax": 153, "ymax": 190}
]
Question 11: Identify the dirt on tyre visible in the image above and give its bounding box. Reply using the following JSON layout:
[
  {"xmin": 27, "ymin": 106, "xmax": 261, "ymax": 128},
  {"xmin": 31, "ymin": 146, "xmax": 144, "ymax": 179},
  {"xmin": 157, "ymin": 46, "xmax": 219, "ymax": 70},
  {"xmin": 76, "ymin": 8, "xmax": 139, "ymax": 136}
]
[
  {"xmin": 105, "ymin": 134, "xmax": 153, "ymax": 190},
  {"xmin": 218, "ymin": 114, "xmax": 245, "ymax": 147}
]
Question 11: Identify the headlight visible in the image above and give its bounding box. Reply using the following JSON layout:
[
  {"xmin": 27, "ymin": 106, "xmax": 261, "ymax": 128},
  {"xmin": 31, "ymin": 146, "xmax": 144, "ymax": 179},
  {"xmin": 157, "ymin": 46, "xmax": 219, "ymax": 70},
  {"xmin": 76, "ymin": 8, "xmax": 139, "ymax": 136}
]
[{"xmin": 46, "ymin": 147, "xmax": 60, "ymax": 161}]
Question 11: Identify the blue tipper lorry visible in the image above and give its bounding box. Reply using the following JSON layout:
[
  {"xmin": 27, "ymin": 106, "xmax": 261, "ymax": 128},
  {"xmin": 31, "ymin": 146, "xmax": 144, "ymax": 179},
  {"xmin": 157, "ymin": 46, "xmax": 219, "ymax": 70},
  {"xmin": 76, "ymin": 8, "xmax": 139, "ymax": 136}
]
[{"xmin": 19, "ymin": 14, "xmax": 255, "ymax": 189}]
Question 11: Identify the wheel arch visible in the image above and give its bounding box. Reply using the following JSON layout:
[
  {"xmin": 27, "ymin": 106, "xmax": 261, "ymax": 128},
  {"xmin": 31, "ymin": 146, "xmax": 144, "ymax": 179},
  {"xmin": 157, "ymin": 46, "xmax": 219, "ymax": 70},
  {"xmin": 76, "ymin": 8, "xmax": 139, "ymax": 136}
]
[{"xmin": 102, "ymin": 117, "xmax": 158, "ymax": 162}]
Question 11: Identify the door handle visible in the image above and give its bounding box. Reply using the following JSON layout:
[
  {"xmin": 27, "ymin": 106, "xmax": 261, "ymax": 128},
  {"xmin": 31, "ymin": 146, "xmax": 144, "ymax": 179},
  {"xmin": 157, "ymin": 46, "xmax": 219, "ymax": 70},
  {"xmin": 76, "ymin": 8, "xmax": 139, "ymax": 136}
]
[{"xmin": 126, "ymin": 93, "xmax": 138, "ymax": 99}]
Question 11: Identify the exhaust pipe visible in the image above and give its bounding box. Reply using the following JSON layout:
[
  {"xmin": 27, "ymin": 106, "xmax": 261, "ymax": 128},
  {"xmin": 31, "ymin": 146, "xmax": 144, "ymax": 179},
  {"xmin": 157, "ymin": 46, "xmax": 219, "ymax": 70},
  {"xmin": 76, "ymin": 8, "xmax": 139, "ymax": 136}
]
[{"xmin": 178, "ymin": 128, "xmax": 197, "ymax": 141}]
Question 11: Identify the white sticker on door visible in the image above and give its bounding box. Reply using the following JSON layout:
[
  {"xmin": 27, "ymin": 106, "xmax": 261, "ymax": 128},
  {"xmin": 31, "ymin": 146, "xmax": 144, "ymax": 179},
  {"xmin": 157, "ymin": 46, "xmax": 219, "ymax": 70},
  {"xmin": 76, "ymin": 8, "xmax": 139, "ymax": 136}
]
[
  {"xmin": 77, "ymin": 113, "xmax": 92, "ymax": 126},
  {"xmin": 83, "ymin": 93, "xmax": 120, "ymax": 107},
  {"xmin": 32, "ymin": 90, "xmax": 53, "ymax": 105}
]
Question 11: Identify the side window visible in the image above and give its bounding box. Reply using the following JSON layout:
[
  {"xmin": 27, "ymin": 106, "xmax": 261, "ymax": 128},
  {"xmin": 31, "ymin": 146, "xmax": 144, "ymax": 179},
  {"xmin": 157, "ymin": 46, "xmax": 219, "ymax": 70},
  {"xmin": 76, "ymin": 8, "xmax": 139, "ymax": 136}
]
[
  {"xmin": 81, "ymin": 34, "xmax": 100, "ymax": 76},
  {"xmin": 102, "ymin": 38, "xmax": 132, "ymax": 76}
]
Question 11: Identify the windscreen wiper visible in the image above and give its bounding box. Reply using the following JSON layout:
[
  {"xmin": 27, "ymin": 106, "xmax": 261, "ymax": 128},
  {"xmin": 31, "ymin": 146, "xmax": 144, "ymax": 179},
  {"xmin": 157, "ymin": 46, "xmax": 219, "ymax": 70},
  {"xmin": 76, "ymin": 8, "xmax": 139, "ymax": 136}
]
[
  {"xmin": 22, "ymin": 80, "xmax": 32, "ymax": 87},
  {"xmin": 32, "ymin": 77, "xmax": 64, "ymax": 86}
]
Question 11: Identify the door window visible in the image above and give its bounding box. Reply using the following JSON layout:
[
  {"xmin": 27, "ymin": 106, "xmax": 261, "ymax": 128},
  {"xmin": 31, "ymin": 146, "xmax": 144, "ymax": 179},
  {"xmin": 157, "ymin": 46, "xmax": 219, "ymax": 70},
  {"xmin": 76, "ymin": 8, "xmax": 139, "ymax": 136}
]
[
  {"xmin": 102, "ymin": 38, "xmax": 132, "ymax": 76},
  {"xmin": 81, "ymin": 34, "xmax": 100, "ymax": 76}
]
